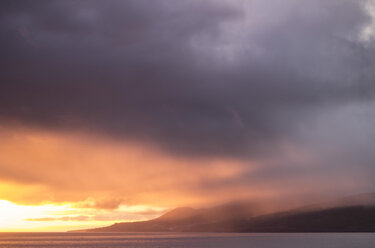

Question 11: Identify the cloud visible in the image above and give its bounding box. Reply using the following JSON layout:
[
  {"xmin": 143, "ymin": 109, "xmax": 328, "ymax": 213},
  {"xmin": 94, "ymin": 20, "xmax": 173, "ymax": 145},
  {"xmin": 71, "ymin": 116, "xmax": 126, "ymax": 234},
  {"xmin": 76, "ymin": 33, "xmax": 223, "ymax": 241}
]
[
  {"xmin": 78, "ymin": 197, "xmax": 124, "ymax": 210},
  {"xmin": 26, "ymin": 216, "xmax": 90, "ymax": 222},
  {"xmin": 25, "ymin": 211, "xmax": 165, "ymax": 222},
  {"xmin": 0, "ymin": 0, "xmax": 375, "ymax": 209},
  {"xmin": 0, "ymin": 125, "xmax": 373, "ymax": 211},
  {"xmin": 0, "ymin": 0, "xmax": 373, "ymax": 158},
  {"xmin": 0, "ymin": 127, "xmax": 257, "ymax": 208},
  {"xmin": 23, "ymin": 203, "xmax": 167, "ymax": 222}
]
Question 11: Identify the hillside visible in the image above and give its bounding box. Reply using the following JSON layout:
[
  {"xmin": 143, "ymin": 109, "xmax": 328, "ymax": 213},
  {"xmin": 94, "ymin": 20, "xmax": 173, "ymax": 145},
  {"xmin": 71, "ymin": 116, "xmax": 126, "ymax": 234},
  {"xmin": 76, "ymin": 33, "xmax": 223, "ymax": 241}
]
[{"xmin": 76, "ymin": 194, "xmax": 375, "ymax": 233}]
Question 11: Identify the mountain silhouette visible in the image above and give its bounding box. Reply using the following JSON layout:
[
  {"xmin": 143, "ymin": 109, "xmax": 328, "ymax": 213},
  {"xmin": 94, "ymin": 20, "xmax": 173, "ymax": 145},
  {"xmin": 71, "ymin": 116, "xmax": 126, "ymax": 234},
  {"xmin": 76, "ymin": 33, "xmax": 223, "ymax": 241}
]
[{"xmin": 76, "ymin": 193, "xmax": 375, "ymax": 232}]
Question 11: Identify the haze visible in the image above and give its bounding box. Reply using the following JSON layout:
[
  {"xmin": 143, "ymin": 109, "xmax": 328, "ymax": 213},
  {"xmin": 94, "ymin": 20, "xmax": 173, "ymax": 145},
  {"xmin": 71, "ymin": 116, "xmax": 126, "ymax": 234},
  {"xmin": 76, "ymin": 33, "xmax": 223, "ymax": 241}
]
[{"xmin": 0, "ymin": 0, "xmax": 375, "ymax": 231}]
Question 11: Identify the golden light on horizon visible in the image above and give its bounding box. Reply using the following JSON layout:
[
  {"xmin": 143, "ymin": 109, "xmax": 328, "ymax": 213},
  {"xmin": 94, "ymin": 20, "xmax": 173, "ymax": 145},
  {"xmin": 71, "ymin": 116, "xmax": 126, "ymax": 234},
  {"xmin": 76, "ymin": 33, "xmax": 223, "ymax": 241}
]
[
  {"xmin": 0, "ymin": 124, "xmax": 355, "ymax": 231},
  {"xmin": 0, "ymin": 200, "xmax": 74, "ymax": 231},
  {"xmin": 0, "ymin": 199, "xmax": 168, "ymax": 232},
  {"xmin": 0, "ymin": 126, "xmax": 264, "ymax": 231}
]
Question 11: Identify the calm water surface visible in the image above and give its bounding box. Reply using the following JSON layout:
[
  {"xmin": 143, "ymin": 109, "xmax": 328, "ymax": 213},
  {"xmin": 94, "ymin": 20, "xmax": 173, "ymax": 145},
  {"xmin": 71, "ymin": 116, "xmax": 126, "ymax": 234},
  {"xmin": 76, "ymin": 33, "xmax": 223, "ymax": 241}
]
[{"xmin": 0, "ymin": 232, "xmax": 374, "ymax": 248}]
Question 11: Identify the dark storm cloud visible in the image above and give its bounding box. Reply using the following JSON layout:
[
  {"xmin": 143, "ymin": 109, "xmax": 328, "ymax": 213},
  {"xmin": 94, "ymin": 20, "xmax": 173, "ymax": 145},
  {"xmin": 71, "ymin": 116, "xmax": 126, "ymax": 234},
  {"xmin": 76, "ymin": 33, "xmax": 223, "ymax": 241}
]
[{"xmin": 0, "ymin": 0, "xmax": 374, "ymax": 158}]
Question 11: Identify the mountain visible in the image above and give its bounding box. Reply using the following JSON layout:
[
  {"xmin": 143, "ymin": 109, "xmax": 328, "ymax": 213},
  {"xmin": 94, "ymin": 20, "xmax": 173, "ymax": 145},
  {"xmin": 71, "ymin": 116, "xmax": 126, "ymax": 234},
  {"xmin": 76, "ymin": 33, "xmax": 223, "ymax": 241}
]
[
  {"xmin": 76, "ymin": 193, "xmax": 375, "ymax": 232},
  {"xmin": 239, "ymin": 205, "xmax": 375, "ymax": 232},
  {"xmin": 80, "ymin": 202, "xmax": 257, "ymax": 232}
]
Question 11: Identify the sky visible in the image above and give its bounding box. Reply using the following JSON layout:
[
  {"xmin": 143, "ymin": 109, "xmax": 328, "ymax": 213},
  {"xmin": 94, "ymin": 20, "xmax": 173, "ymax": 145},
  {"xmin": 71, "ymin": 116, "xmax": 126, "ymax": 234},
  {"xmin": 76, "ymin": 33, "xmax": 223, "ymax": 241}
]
[{"xmin": 0, "ymin": 0, "xmax": 375, "ymax": 231}]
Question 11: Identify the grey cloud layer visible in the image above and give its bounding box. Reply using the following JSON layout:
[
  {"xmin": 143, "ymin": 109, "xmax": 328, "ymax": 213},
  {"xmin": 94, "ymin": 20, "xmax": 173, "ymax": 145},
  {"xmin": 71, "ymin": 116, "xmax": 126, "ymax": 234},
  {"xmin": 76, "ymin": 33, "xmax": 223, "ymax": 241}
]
[{"xmin": 0, "ymin": 0, "xmax": 374, "ymax": 160}]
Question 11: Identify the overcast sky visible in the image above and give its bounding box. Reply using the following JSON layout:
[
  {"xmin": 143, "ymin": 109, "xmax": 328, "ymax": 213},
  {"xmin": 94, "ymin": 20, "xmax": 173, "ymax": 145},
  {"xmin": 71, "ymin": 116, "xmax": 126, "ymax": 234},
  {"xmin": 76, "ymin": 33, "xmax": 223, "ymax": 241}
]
[{"xmin": 1, "ymin": 0, "xmax": 375, "ymax": 227}]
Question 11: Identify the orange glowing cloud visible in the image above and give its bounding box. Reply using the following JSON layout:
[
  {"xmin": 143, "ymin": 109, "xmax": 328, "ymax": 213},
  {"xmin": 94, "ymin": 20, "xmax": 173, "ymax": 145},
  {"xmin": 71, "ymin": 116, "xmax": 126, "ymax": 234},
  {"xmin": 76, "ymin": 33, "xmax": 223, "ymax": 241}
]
[
  {"xmin": 0, "ymin": 125, "xmax": 263, "ymax": 210},
  {"xmin": 0, "ymin": 124, "xmax": 273, "ymax": 231},
  {"xmin": 0, "ymin": 124, "xmax": 366, "ymax": 231}
]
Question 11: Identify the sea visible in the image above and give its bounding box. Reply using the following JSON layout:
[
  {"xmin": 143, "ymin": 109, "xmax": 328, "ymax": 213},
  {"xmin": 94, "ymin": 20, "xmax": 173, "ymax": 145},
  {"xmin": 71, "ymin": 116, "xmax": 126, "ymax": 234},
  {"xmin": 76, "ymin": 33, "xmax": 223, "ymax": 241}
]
[{"xmin": 0, "ymin": 232, "xmax": 374, "ymax": 248}]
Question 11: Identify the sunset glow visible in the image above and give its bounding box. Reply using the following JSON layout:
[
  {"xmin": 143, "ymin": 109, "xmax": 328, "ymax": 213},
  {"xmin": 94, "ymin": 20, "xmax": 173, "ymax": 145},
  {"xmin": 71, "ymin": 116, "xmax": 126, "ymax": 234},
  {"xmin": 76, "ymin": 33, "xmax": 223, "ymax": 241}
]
[
  {"xmin": 1, "ymin": 0, "xmax": 375, "ymax": 233},
  {"xmin": 0, "ymin": 199, "xmax": 166, "ymax": 232},
  {"xmin": 0, "ymin": 126, "xmax": 262, "ymax": 231},
  {"xmin": 0, "ymin": 200, "xmax": 75, "ymax": 231}
]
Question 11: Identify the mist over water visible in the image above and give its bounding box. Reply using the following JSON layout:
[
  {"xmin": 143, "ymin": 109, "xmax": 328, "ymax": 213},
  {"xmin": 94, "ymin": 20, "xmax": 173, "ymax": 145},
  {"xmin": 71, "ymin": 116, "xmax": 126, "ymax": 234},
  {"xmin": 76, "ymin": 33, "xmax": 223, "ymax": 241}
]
[{"xmin": 1, "ymin": 233, "xmax": 375, "ymax": 248}]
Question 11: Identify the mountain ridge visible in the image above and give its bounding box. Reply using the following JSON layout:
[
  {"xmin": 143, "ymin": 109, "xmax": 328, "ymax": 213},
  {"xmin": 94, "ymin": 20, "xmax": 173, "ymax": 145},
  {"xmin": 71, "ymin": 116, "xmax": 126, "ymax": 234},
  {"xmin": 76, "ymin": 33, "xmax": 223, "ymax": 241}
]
[{"xmin": 74, "ymin": 193, "xmax": 375, "ymax": 233}]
